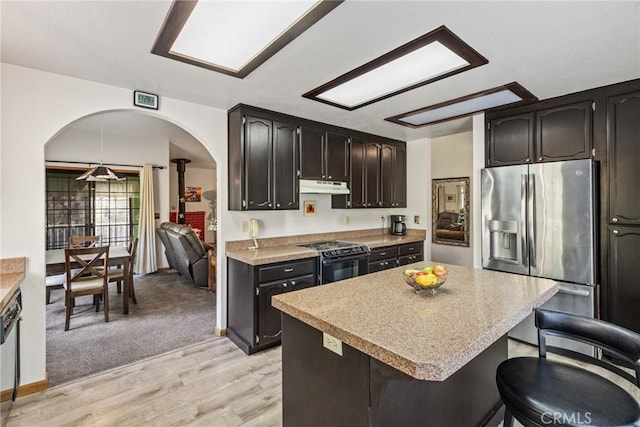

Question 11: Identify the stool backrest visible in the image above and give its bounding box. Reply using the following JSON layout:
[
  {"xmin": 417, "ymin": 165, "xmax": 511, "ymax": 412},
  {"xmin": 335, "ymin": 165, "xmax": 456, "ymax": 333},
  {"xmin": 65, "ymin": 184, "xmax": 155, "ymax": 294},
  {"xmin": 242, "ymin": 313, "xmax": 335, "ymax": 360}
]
[{"xmin": 535, "ymin": 308, "xmax": 640, "ymax": 386}]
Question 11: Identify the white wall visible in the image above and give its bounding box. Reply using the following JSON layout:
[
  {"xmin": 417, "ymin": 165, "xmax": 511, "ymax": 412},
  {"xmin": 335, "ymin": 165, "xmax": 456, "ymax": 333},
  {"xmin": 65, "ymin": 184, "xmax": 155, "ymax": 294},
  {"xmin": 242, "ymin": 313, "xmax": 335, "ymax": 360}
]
[
  {"xmin": 430, "ymin": 131, "xmax": 474, "ymax": 266},
  {"xmin": 1, "ymin": 64, "xmax": 226, "ymax": 385},
  {"xmin": 406, "ymin": 137, "xmax": 431, "ymax": 261},
  {"xmin": 472, "ymin": 113, "xmax": 486, "ymax": 268},
  {"xmin": 169, "ymin": 166, "xmax": 217, "ymax": 244},
  {"xmin": 46, "ymin": 127, "xmax": 171, "ymax": 267}
]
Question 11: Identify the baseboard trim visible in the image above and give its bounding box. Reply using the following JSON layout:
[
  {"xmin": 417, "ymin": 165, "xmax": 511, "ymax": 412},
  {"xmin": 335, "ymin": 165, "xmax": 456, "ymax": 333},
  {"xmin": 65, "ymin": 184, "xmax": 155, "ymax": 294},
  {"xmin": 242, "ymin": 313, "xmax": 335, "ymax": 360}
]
[
  {"xmin": 17, "ymin": 373, "xmax": 48, "ymax": 397},
  {"xmin": 157, "ymin": 267, "xmax": 171, "ymax": 272},
  {"xmin": 215, "ymin": 327, "xmax": 227, "ymax": 337}
]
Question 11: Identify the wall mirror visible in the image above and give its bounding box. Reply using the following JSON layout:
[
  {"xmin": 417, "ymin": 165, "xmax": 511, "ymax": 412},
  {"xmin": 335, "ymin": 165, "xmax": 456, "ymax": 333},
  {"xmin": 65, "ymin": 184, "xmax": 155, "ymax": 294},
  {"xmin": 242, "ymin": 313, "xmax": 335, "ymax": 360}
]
[{"xmin": 432, "ymin": 177, "xmax": 470, "ymax": 247}]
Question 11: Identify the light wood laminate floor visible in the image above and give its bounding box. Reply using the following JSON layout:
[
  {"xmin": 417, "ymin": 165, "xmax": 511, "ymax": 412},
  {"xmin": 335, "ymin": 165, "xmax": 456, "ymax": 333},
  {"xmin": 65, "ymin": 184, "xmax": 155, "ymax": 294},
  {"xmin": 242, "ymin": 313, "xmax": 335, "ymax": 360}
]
[
  {"xmin": 9, "ymin": 337, "xmax": 282, "ymax": 426},
  {"xmin": 8, "ymin": 338, "xmax": 640, "ymax": 426}
]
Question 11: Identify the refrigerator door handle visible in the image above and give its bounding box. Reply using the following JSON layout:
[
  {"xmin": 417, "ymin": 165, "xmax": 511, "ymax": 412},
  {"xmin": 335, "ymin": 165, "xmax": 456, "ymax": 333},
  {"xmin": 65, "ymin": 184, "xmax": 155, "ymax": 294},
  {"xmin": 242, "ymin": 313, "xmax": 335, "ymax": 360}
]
[
  {"xmin": 528, "ymin": 173, "xmax": 536, "ymax": 268},
  {"xmin": 558, "ymin": 286, "xmax": 591, "ymax": 297},
  {"xmin": 521, "ymin": 174, "xmax": 529, "ymax": 267}
]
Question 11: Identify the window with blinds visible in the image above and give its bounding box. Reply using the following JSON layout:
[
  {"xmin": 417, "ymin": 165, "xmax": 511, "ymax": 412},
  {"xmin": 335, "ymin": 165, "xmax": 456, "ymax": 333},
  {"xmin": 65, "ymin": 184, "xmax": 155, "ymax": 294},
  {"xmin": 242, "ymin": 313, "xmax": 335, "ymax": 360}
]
[{"xmin": 45, "ymin": 169, "xmax": 140, "ymax": 250}]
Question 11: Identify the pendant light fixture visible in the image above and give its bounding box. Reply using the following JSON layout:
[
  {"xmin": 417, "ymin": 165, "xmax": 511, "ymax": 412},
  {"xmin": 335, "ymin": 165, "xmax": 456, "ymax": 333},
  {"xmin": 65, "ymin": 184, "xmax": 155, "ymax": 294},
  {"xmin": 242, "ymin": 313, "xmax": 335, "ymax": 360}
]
[{"xmin": 76, "ymin": 114, "xmax": 124, "ymax": 181}]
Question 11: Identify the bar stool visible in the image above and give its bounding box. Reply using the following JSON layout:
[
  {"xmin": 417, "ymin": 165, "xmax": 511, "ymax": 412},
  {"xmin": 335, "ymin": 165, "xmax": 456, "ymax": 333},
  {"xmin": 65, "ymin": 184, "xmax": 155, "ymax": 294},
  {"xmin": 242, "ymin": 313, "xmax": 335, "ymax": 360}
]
[{"xmin": 496, "ymin": 308, "xmax": 640, "ymax": 426}]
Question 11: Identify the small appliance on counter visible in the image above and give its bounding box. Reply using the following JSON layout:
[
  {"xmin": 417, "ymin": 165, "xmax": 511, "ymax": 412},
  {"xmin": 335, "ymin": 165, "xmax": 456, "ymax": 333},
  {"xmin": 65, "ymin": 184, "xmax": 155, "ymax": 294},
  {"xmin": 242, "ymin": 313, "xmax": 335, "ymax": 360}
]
[{"xmin": 390, "ymin": 215, "xmax": 407, "ymax": 236}]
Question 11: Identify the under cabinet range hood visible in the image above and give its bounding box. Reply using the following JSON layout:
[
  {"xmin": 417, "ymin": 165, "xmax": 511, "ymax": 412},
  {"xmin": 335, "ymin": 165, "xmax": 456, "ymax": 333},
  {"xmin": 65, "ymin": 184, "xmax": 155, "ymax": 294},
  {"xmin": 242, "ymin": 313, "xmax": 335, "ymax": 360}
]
[{"xmin": 299, "ymin": 179, "xmax": 350, "ymax": 194}]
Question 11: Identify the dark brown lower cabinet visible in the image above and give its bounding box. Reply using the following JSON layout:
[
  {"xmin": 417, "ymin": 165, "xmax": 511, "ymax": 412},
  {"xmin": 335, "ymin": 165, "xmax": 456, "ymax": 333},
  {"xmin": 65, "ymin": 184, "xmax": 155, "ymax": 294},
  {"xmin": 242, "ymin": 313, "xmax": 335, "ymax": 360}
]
[
  {"xmin": 368, "ymin": 246, "xmax": 398, "ymax": 273},
  {"xmin": 281, "ymin": 314, "xmax": 506, "ymax": 427},
  {"xmin": 608, "ymin": 226, "xmax": 640, "ymax": 333},
  {"xmin": 368, "ymin": 242, "xmax": 424, "ymax": 272},
  {"xmin": 228, "ymin": 257, "xmax": 317, "ymax": 354}
]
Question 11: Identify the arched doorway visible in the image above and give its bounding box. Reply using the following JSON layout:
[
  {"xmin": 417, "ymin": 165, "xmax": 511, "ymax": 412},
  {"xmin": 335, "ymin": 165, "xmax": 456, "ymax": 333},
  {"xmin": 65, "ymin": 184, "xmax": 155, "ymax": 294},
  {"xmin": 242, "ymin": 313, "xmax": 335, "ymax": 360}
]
[{"xmin": 43, "ymin": 110, "xmax": 219, "ymax": 386}]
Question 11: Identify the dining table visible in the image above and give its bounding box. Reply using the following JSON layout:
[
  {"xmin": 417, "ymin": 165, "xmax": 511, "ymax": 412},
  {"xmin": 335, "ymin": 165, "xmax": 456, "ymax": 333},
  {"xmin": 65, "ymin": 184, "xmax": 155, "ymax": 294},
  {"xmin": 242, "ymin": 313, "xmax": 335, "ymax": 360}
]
[{"xmin": 46, "ymin": 245, "xmax": 133, "ymax": 314}]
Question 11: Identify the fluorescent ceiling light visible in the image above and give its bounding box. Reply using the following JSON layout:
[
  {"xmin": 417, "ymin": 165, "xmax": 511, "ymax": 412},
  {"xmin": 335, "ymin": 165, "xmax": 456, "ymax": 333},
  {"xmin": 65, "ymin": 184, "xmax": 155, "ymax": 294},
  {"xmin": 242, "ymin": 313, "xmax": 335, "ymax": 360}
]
[
  {"xmin": 385, "ymin": 82, "xmax": 538, "ymax": 128},
  {"xmin": 317, "ymin": 42, "xmax": 469, "ymax": 108},
  {"xmin": 303, "ymin": 26, "xmax": 488, "ymax": 110},
  {"xmin": 152, "ymin": 1, "xmax": 342, "ymax": 78}
]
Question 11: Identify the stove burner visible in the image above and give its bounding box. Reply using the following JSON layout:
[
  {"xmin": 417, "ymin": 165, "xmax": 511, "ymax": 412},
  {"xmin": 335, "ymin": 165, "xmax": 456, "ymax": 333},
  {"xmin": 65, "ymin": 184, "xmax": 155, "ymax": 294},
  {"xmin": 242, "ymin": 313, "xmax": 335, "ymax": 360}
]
[{"xmin": 298, "ymin": 240, "xmax": 370, "ymax": 258}]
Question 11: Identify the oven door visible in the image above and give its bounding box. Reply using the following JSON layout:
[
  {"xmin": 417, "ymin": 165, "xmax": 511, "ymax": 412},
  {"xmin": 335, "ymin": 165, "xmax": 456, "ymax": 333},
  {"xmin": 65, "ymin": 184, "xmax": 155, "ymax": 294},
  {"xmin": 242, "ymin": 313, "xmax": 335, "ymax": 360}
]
[{"xmin": 321, "ymin": 254, "xmax": 369, "ymax": 284}]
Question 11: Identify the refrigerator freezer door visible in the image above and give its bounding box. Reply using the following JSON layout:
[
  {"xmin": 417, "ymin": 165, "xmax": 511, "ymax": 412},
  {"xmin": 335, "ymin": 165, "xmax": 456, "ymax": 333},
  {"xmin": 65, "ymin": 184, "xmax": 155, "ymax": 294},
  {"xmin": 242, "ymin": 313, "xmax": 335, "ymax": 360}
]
[
  {"xmin": 481, "ymin": 165, "xmax": 529, "ymax": 275},
  {"xmin": 509, "ymin": 282, "xmax": 595, "ymax": 356},
  {"xmin": 529, "ymin": 159, "xmax": 595, "ymax": 284}
]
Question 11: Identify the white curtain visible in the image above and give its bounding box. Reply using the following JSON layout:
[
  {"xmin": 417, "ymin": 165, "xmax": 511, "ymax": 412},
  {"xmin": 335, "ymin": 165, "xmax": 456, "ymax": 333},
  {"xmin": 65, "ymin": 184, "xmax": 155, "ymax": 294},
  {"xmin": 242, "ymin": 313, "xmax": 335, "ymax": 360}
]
[{"xmin": 135, "ymin": 164, "xmax": 157, "ymax": 274}]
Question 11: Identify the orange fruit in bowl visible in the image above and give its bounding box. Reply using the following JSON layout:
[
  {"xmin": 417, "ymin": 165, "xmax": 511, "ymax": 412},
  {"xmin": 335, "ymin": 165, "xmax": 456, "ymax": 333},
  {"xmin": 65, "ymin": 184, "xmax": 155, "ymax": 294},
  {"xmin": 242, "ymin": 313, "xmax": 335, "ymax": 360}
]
[{"xmin": 433, "ymin": 265, "xmax": 447, "ymax": 277}]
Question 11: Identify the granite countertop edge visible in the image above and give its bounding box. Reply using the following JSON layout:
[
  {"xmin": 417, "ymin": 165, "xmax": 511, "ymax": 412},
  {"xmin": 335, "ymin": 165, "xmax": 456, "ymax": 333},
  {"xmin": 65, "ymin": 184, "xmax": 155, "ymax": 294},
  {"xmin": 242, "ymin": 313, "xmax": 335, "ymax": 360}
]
[
  {"xmin": 0, "ymin": 257, "xmax": 27, "ymax": 311},
  {"xmin": 273, "ymin": 281, "xmax": 559, "ymax": 381}
]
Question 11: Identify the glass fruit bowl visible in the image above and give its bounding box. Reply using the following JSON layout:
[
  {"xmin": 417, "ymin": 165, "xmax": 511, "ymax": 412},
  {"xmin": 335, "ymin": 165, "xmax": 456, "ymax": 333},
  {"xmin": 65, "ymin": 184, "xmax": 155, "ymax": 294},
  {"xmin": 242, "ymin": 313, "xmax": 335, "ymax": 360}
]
[{"xmin": 403, "ymin": 268, "xmax": 447, "ymax": 296}]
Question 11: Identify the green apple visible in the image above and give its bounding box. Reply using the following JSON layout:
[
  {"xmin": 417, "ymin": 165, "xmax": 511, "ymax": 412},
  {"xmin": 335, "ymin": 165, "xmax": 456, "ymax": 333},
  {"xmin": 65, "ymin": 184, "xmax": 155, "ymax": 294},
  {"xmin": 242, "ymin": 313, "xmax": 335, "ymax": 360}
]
[{"xmin": 423, "ymin": 266, "xmax": 434, "ymax": 274}]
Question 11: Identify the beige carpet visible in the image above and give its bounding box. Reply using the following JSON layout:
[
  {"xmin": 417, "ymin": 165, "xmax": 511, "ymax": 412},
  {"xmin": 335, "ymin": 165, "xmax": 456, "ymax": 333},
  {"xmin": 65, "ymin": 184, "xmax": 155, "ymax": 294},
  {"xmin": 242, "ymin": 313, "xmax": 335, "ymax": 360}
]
[{"xmin": 46, "ymin": 271, "xmax": 216, "ymax": 386}]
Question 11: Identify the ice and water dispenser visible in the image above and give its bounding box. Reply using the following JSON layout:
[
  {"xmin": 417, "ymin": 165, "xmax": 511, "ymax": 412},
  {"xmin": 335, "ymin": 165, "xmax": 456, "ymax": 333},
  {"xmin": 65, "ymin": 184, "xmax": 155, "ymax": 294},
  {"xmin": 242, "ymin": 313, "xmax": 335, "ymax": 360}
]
[{"xmin": 487, "ymin": 220, "xmax": 519, "ymax": 262}]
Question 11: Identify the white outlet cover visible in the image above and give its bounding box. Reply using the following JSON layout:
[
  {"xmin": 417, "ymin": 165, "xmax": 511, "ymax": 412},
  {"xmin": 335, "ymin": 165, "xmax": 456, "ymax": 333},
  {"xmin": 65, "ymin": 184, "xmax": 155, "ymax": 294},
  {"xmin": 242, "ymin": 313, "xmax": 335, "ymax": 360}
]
[{"xmin": 322, "ymin": 332, "xmax": 343, "ymax": 356}]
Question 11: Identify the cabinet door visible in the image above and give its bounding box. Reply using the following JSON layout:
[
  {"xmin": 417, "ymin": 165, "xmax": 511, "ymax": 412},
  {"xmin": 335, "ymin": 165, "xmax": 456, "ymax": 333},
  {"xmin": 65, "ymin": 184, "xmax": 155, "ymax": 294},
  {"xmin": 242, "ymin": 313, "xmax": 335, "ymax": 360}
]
[
  {"xmin": 380, "ymin": 143, "xmax": 394, "ymax": 208},
  {"xmin": 608, "ymin": 227, "xmax": 640, "ymax": 333},
  {"xmin": 608, "ymin": 91, "xmax": 640, "ymax": 225},
  {"xmin": 349, "ymin": 137, "xmax": 367, "ymax": 208},
  {"xmin": 326, "ymin": 131, "xmax": 350, "ymax": 182},
  {"xmin": 300, "ymin": 126, "xmax": 325, "ymax": 180},
  {"xmin": 258, "ymin": 281, "xmax": 287, "ymax": 347},
  {"xmin": 245, "ymin": 116, "xmax": 273, "ymax": 210},
  {"xmin": 488, "ymin": 113, "xmax": 534, "ymax": 166},
  {"xmin": 536, "ymin": 101, "xmax": 592, "ymax": 162},
  {"xmin": 393, "ymin": 144, "xmax": 407, "ymax": 208},
  {"xmin": 365, "ymin": 142, "xmax": 381, "ymax": 208},
  {"xmin": 289, "ymin": 274, "xmax": 317, "ymax": 291},
  {"xmin": 273, "ymin": 121, "xmax": 300, "ymax": 210}
]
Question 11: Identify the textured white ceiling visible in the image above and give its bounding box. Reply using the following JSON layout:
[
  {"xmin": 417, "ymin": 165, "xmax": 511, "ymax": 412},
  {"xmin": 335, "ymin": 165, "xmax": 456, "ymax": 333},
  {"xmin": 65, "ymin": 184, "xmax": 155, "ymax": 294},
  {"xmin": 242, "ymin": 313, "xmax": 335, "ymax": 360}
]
[{"xmin": 3, "ymin": 1, "xmax": 639, "ymax": 153}]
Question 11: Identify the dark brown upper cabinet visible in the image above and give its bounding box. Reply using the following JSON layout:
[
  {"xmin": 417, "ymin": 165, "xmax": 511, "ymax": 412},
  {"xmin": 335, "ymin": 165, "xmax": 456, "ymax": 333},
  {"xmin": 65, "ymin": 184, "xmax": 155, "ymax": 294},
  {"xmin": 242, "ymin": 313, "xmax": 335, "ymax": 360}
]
[
  {"xmin": 244, "ymin": 116, "xmax": 274, "ymax": 210},
  {"xmin": 608, "ymin": 90, "xmax": 640, "ymax": 226},
  {"xmin": 365, "ymin": 141, "xmax": 382, "ymax": 208},
  {"xmin": 536, "ymin": 101, "xmax": 592, "ymax": 162},
  {"xmin": 333, "ymin": 139, "xmax": 406, "ymax": 209},
  {"xmin": 326, "ymin": 131, "xmax": 350, "ymax": 182},
  {"xmin": 487, "ymin": 113, "xmax": 534, "ymax": 166},
  {"xmin": 487, "ymin": 101, "xmax": 592, "ymax": 167},
  {"xmin": 228, "ymin": 107, "xmax": 299, "ymax": 211},
  {"xmin": 381, "ymin": 142, "xmax": 406, "ymax": 207},
  {"xmin": 339, "ymin": 137, "xmax": 366, "ymax": 208},
  {"xmin": 300, "ymin": 127, "xmax": 349, "ymax": 182},
  {"xmin": 300, "ymin": 126, "xmax": 325, "ymax": 180}
]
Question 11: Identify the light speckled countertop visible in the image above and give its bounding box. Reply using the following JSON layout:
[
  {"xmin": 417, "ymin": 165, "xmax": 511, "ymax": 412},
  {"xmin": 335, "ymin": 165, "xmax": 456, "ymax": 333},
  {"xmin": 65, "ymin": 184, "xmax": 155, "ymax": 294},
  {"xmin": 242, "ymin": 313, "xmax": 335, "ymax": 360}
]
[
  {"xmin": 226, "ymin": 229, "xmax": 426, "ymax": 265},
  {"xmin": 272, "ymin": 261, "xmax": 558, "ymax": 381},
  {"xmin": 0, "ymin": 257, "xmax": 26, "ymax": 310}
]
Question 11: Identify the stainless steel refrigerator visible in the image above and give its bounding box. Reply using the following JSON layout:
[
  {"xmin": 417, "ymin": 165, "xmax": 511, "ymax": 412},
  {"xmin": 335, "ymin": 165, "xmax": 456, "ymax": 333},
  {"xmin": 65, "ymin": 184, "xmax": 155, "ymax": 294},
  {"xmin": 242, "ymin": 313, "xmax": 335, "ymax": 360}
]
[{"xmin": 481, "ymin": 159, "xmax": 596, "ymax": 353}]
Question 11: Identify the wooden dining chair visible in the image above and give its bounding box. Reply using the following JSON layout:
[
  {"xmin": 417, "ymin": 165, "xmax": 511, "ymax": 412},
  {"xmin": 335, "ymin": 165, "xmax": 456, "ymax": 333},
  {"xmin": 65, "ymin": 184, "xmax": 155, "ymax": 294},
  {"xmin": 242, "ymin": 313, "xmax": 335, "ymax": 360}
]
[
  {"xmin": 64, "ymin": 245, "xmax": 110, "ymax": 331},
  {"xmin": 108, "ymin": 237, "xmax": 139, "ymax": 305},
  {"xmin": 69, "ymin": 235, "xmax": 101, "ymax": 248}
]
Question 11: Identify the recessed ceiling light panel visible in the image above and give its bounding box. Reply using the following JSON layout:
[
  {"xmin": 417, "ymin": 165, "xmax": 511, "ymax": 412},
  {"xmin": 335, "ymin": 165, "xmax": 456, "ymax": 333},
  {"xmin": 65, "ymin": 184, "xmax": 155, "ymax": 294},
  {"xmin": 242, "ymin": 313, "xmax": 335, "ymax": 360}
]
[
  {"xmin": 303, "ymin": 25, "xmax": 488, "ymax": 110},
  {"xmin": 385, "ymin": 82, "xmax": 538, "ymax": 128},
  {"xmin": 152, "ymin": 0, "xmax": 343, "ymax": 78}
]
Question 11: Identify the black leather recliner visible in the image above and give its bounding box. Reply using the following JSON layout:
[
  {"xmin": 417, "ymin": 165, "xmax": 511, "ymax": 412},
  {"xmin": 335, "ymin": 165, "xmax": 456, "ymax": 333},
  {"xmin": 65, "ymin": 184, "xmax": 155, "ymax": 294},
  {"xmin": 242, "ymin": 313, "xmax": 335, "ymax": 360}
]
[{"xmin": 157, "ymin": 222, "xmax": 213, "ymax": 287}]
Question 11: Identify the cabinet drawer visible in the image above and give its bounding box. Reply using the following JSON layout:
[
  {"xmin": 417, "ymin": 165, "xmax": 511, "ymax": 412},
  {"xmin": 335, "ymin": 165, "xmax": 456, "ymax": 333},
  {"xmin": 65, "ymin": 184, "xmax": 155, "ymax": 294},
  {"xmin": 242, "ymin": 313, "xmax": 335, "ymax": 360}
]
[
  {"xmin": 258, "ymin": 259, "xmax": 316, "ymax": 283},
  {"xmin": 369, "ymin": 246, "xmax": 398, "ymax": 262},
  {"xmin": 398, "ymin": 242, "xmax": 423, "ymax": 257},
  {"xmin": 398, "ymin": 254, "xmax": 424, "ymax": 266},
  {"xmin": 289, "ymin": 274, "xmax": 316, "ymax": 291}
]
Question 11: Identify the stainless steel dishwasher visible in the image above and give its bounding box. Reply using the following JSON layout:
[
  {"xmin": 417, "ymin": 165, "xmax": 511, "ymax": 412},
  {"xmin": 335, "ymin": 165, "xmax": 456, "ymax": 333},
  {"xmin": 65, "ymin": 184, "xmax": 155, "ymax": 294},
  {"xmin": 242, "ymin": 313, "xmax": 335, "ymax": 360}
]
[{"xmin": 1, "ymin": 289, "xmax": 21, "ymax": 427}]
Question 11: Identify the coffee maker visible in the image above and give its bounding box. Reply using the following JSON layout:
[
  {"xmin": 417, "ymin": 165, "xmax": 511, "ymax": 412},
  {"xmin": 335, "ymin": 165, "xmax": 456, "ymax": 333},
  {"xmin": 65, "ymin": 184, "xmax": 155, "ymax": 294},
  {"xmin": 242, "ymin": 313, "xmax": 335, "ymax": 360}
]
[{"xmin": 390, "ymin": 215, "xmax": 407, "ymax": 236}]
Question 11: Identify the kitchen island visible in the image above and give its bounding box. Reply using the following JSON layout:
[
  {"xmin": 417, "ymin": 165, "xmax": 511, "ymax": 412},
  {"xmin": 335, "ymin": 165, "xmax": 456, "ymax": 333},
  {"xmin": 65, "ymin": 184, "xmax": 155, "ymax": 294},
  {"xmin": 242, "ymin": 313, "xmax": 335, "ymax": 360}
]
[{"xmin": 272, "ymin": 262, "xmax": 559, "ymax": 426}]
